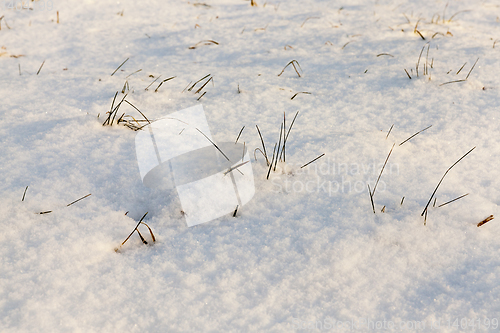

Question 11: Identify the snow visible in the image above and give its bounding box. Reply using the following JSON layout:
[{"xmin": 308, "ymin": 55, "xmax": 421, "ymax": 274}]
[{"xmin": 1, "ymin": 0, "xmax": 500, "ymax": 331}]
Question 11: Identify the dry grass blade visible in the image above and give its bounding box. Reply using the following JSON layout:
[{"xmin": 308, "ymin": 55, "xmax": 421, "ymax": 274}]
[
  {"xmin": 437, "ymin": 193, "xmax": 469, "ymax": 208},
  {"xmin": 402, "ymin": 13, "xmax": 411, "ymax": 24},
  {"xmin": 442, "ymin": 2, "xmax": 449, "ymax": 23},
  {"xmin": 404, "ymin": 69, "xmax": 412, "ymax": 79},
  {"xmin": 421, "ymin": 147, "xmax": 476, "ymax": 216},
  {"xmin": 136, "ymin": 228, "xmax": 148, "ymax": 245},
  {"xmin": 182, "ymin": 81, "xmax": 192, "ymax": 93},
  {"xmin": 341, "ymin": 41, "xmax": 352, "ymax": 50},
  {"xmin": 2, "ymin": 17, "xmax": 10, "ymax": 29},
  {"xmin": 36, "ymin": 60, "xmax": 45, "ymax": 75},
  {"xmin": 233, "ymin": 205, "xmax": 239, "ymax": 217},
  {"xmin": 416, "ymin": 42, "xmax": 429, "ymax": 77},
  {"xmin": 377, "ymin": 53, "xmax": 394, "ymax": 57},
  {"xmin": 399, "ymin": 125, "xmax": 432, "ymax": 146},
  {"xmin": 235, "ymin": 126, "xmax": 245, "ymax": 144},
  {"xmin": 140, "ymin": 222, "xmax": 156, "ymax": 242},
  {"xmin": 126, "ymin": 69, "xmax": 142, "ymax": 78},
  {"xmin": 124, "ymin": 100, "xmax": 150, "ymax": 124},
  {"xmin": 189, "ymin": 40, "xmax": 219, "ymax": 49},
  {"xmin": 432, "ymin": 32, "xmax": 444, "ymax": 39},
  {"xmin": 266, "ymin": 143, "xmax": 277, "ymax": 180},
  {"xmin": 415, "ymin": 30, "xmax": 425, "ymax": 40},
  {"xmin": 67, "ymin": 193, "xmax": 91, "ymax": 207},
  {"xmin": 121, "ymin": 81, "xmax": 129, "ymax": 94},
  {"xmin": 414, "ymin": 19, "xmax": 422, "ymax": 33},
  {"xmin": 22, "ymin": 186, "xmax": 28, "ymax": 202},
  {"xmin": 447, "ymin": 10, "xmax": 471, "ymax": 22},
  {"xmin": 425, "ymin": 44, "xmax": 431, "ymax": 75},
  {"xmin": 301, "ymin": 16, "xmax": 320, "ymax": 28},
  {"xmin": 300, "ymin": 153, "xmax": 325, "ymax": 169},
  {"xmin": 256, "ymin": 125, "xmax": 269, "ymax": 165},
  {"xmin": 254, "ymin": 148, "xmax": 267, "ymax": 162},
  {"xmin": 439, "ymin": 79, "xmax": 466, "ymax": 86},
  {"xmin": 477, "ymin": 215, "xmax": 494, "ymax": 227},
  {"xmin": 224, "ymin": 161, "xmax": 248, "ymax": 176},
  {"xmin": 372, "ymin": 143, "xmax": 395, "ymax": 196},
  {"xmin": 197, "ymin": 91, "xmax": 207, "ymax": 100},
  {"xmin": 465, "ymin": 58, "xmax": 479, "ymax": 80},
  {"xmin": 291, "ymin": 92, "xmax": 311, "ymax": 100},
  {"xmin": 254, "ymin": 24, "xmax": 268, "ymax": 32},
  {"xmin": 386, "ymin": 124, "xmax": 394, "ymax": 139},
  {"xmin": 106, "ymin": 92, "xmax": 119, "ymax": 123},
  {"xmin": 145, "ymin": 75, "xmax": 161, "ymax": 91},
  {"xmin": 282, "ymin": 112, "xmax": 286, "ymax": 162},
  {"xmin": 274, "ymin": 123, "xmax": 284, "ymax": 171},
  {"xmin": 111, "ymin": 57, "xmax": 129, "ymax": 76},
  {"xmin": 155, "ymin": 76, "xmax": 176, "ymax": 92},
  {"xmin": 279, "ymin": 111, "xmax": 299, "ymax": 162},
  {"xmin": 291, "ymin": 61, "xmax": 302, "ymax": 76},
  {"xmin": 368, "ymin": 184, "xmax": 375, "ymax": 213},
  {"xmin": 116, "ymin": 113, "xmax": 126, "ymax": 124},
  {"xmin": 196, "ymin": 128, "xmax": 230, "ymax": 161},
  {"xmin": 242, "ymin": 142, "xmax": 246, "ymax": 161},
  {"xmin": 111, "ymin": 94, "xmax": 129, "ymax": 126},
  {"xmin": 456, "ymin": 62, "xmax": 467, "ymax": 75}
]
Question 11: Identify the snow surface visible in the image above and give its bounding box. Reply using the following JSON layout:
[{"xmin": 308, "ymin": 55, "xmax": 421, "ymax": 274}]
[{"xmin": 1, "ymin": 0, "xmax": 500, "ymax": 331}]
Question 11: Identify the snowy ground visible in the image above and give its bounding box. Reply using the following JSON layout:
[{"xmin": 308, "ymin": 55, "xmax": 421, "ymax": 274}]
[{"xmin": 1, "ymin": 0, "xmax": 500, "ymax": 331}]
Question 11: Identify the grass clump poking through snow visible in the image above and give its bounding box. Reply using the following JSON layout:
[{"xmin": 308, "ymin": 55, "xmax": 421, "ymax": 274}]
[
  {"xmin": 259, "ymin": 111, "xmax": 305, "ymax": 179},
  {"xmin": 116, "ymin": 212, "xmax": 156, "ymax": 252},
  {"xmin": 101, "ymin": 92, "xmax": 151, "ymax": 131}
]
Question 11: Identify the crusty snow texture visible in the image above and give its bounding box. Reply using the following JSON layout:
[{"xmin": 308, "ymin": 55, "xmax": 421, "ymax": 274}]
[{"xmin": 1, "ymin": 0, "xmax": 499, "ymax": 332}]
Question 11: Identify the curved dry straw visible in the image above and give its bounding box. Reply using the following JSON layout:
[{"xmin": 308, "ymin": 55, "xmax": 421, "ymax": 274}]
[{"xmin": 278, "ymin": 60, "xmax": 302, "ymax": 77}]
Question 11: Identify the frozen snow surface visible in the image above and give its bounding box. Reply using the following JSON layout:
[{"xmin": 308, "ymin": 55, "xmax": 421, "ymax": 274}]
[{"xmin": 1, "ymin": 0, "xmax": 500, "ymax": 331}]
